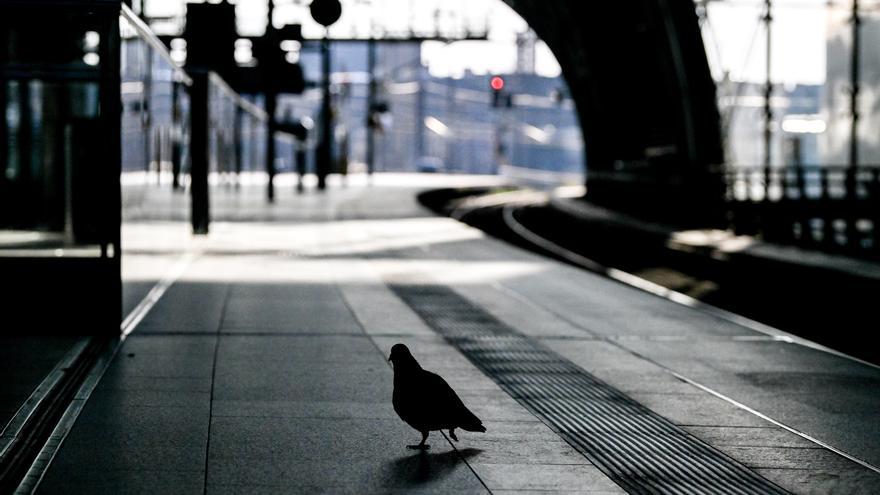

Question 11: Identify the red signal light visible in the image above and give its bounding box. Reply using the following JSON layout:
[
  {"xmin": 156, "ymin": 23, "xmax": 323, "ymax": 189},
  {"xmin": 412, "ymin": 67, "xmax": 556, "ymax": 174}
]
[{"xmin": 490, "ymin": 76, "xmax": 504, "ymax": 91}]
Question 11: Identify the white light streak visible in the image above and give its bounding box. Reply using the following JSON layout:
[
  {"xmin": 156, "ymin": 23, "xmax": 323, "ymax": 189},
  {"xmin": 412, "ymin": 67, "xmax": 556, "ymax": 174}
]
[{"xmin": 781, "ymin": 117, "xmax": 826, "ymax": 134}]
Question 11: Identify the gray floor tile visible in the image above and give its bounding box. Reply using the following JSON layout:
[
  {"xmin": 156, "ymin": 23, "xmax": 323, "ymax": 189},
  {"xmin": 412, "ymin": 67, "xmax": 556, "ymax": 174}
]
[
  {"xmin": 755, "ymin": 467, "xmax": 880, "ymax": 495},
  {"xmin": 206, "ymin": 416, "xmax": 487, "ymax": 492},
  {"xmin": 724, "ymin": 445, "xmax": 865, "ymax": 470},
  {"xmin": 84, "ymin": 387, "xmax": 212, "ymax": 410},
  {"xmin": 229, "ymin": 283, "xmax": 341, "ymax": 302},
  {"xmin": 460, "ymin": 438, "xmax": 590, "ymax": 466},
  {"xmin": 96, "ymin": 374, "xmax": 214, "ymax": 393},
  {"xmin": 136, "ymin": 283, "xmax": 227, "ymax": 334},
  {"xmin": 38, "ymin": 469, "xmax": 203, "ymax": 495},
  {"xmin": 216, "ymin": 334, "xmax": 380, "ymax": 364},
  {"xmin": 222, "ymin": 298, "xmax": 359, "ymax": 332},
  {"xmin": 48, "ymin": 404, "xmax": 209, "ymax": 473},
  {"xmin": 682, "ymin": 425, "xmax": 819, "ymax": 449},
  {"xmin": 211, "ymin": 400, "xmax": 397, "ymax": 419},
  {"xmin": 99, "ymin": 336, "xmax": 217, "ymax": 378},
  {"xmin": 213, "ymin": 362, "xmax": 391, "ymax": 402},
  {"xmin": 627, "ymin": 392, "xmax": 772, "ymax": 428},
  {"xmin": 470, "ymin": 463, "xmax": 623, "ymax": 492}
]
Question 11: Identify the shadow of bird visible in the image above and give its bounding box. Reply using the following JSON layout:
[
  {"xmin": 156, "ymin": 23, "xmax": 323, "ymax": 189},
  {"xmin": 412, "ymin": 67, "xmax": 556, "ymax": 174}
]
[
  {"xmin": 389, "ymin": 343, "xmax": 486, "ymax": 450},
  {"xmin": 389, "ymin": 447, "xmax": 484, "ymax": 486}
]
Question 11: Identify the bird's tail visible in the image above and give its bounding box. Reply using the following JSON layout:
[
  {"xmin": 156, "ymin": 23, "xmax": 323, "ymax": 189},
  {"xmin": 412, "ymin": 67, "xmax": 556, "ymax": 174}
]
[
  {"xmin": 460, "ymin": 414, "xmax": 486, "ymax": 433},
  {"xmin": 462, "ymin": 423, "xmax": 486, "ymax": 433}
]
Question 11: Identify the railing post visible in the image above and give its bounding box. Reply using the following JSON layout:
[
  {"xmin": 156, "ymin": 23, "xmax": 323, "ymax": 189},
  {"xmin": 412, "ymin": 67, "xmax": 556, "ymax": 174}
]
[
  {"xmin": 872, "ymin": 170, "xmax": 880, "ymax": 257},
  {"xmin": 760, "ymin": 0, "xmax": 773, "ymax": 240},
  {"xmin": 295, "ymin": 141, "xmax": 307, "ymax": 193},
  {"xmin": 820, "ymin": 168, "xmax": 833, "ymax": 248},
  {"xmin": 189, "ymin": 69, "xmax": 210, "ymax": 235},
  {"xmin": 761, "ymin": 165, "xmax": 772, "ymax": 239},
  {"xmin": 845, "ymin": 166, "xmax": 858, "ymax": 250},
  {"xmin": 763, "ymin": 0, "xmax": 773, "ymax": 170},
  {"xmin": 724, "ymin": 168, "xmax": 738, "ymax": 233},
  {"xmin": 266, "ymin": 93, "xmax": 276, "ymax": 202},
  {"xmin": 234, "ymin": 105, "xmax": 243, "ymax": 189},
  {"xmin": 153, "ymin": 124, "xmax": 162, "ymax": 185},
  {"xmin": 171, "ymin": 81, "xmax": 182, "ymax": 190},
  {"xmin": 795, "ymin": 166, "xmax": 806, "ymax": 243}
]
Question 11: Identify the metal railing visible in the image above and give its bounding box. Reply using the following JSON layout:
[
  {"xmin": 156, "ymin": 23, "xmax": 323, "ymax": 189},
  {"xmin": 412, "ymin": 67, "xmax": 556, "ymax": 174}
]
[
  {"xmin": 120, "ymin": 5, "xmax": 191, "ymax": 178},
  {"xmin": 207, "ymin": 72, "xmax": 267, "ymax": 179},
  {"xmin": 119, "ymin": 5, "xmax": 298, "ymax": 232},
  {"xmin": 725, "ymin": 165, "xmax": 880, "ymax": 257}
]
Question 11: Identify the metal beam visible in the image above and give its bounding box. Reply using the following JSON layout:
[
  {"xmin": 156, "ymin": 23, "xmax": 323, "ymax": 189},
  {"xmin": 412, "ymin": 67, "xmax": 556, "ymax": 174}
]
[
  {"xmin": 850, "ymin": 0, "xmax": 860, "ymax": 168},
  {"xmin": 763, "ymin": 0, "xmax": 772, "ymax": 169}
]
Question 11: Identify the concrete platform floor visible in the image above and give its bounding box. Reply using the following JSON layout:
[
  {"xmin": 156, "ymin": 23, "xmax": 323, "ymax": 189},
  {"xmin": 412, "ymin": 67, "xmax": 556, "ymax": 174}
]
[{"xmin": 33, "ymin": 174, "xmax": 880, "ymax": 494}]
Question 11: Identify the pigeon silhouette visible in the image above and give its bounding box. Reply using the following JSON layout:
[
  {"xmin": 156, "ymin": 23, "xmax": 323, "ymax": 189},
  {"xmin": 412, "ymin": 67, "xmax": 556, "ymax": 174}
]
[{"xmin": 389, "ymin": 343, "xmax": 486, "ymax": 450}]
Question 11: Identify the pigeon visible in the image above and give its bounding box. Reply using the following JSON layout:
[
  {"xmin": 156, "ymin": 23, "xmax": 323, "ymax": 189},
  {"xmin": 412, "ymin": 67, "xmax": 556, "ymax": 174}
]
[{"xmin": 388, "ymin": 343, "xmax": 486, "ymax": 450}]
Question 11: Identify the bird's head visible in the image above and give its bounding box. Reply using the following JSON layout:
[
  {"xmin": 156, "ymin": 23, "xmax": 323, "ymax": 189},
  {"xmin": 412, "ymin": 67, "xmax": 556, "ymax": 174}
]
[{"xmin": 388, "ymin": 343, "xmax": 418, "ymax": 369}]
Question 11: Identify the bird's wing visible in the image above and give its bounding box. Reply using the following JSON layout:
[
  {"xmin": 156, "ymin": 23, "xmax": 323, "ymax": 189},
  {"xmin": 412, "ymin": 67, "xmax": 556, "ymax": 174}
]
[
  {"xmin": 423, "ymin": 371, "xmax": 466, "ymax": 408},
  {"xmin": 421, "ymin": 370, "xmax": 483, "ymax": 428}
]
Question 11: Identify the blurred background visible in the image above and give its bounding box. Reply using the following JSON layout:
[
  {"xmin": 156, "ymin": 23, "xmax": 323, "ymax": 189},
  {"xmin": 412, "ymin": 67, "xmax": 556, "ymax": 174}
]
[
  {"xmin": 2, "ymin": 2, "xmax": 880, "ymax": 492},
  {"xmin": 2, "ymin": 0, "xmax": 879, "ymax": 346}
]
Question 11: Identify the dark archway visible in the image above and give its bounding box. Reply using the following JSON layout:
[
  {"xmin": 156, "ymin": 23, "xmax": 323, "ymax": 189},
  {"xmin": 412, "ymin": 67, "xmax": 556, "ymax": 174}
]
[{"xmin": 505, "ymin": 0, "xmax": 724, "ymax": 225}]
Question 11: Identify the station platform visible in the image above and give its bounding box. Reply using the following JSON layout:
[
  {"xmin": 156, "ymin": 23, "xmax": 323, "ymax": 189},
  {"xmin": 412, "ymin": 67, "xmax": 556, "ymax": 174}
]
[{"xmin": 25, "ymin": 174, "xmax": 880, "ymax": 493}]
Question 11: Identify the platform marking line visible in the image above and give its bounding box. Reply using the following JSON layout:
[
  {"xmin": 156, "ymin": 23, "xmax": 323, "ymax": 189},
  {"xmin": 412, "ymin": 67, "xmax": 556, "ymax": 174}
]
[
  {"xmin": 121, "ymin": 251, "xmax": 197, "ymax": 337},
  {"xmin": 0, "ymin": 339, "xmax": 91, "ymax": 460},
  {"xmin": 671, "ymin": 372, "xmax": 880, "ymax": 475},
  {"xmin": 15, "ymin": 250, "xmax": 197, "ymax": 495},
  {"xmin": 499, "ymin": 203, "xmax": 880, "ymax": 476}
]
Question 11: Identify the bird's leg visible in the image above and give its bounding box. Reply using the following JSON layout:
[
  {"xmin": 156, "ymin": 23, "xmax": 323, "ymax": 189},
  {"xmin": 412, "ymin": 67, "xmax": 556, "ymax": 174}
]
[
  {"xmin": 407, "ymin": 431, "xmax": 431, "ymax": 450},
  {"xmin": 448, "ymin": 429, "xmax": 458, "ymax": 442}
]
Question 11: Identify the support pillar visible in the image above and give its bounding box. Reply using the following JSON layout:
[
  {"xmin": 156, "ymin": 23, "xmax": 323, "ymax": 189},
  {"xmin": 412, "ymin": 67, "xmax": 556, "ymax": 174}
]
[
  {"xmin": 265, "ymin": 0, "xmax": 277, "ymax": 202},
  {"xmin": 316, "ymin": 36, "xmax": 332, "ymax": 190},
  {"xmin": 189, "ymin": 70, "xmax": 210, "ymax": 235}
]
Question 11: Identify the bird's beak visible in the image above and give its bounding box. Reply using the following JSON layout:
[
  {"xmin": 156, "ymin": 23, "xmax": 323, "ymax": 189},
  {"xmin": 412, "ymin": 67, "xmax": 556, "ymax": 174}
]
[{"xmin": 388, "ymin": 355, "xmax": 392, "ymax": 362}]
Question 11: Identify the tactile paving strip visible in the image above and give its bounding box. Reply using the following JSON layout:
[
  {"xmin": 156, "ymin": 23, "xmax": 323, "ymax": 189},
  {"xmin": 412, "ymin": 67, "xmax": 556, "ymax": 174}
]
[{"xmin": 390, "ymin": 284, "xmax": 790, "ymax": 495}]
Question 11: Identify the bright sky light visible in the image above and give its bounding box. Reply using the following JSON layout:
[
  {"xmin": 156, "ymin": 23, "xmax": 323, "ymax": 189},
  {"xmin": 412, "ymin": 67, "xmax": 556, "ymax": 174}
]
[
  {"xmin": 145, "ymin": 0, "xmax": 839, "ymax": 83},
  {"xmin": 703, "ymin": 0, "xmax": 831, "ymax": 85}
]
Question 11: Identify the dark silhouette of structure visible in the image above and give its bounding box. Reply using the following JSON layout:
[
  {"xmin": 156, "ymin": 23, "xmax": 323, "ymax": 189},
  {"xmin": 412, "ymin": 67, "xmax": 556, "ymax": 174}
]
[
  {"xmin": 389, "ymin": 344, "xmax": 486, "ymax": 450},
  {"xmin": 504, "ymin": 0, "xmax": 724, "ymax": 225}
]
